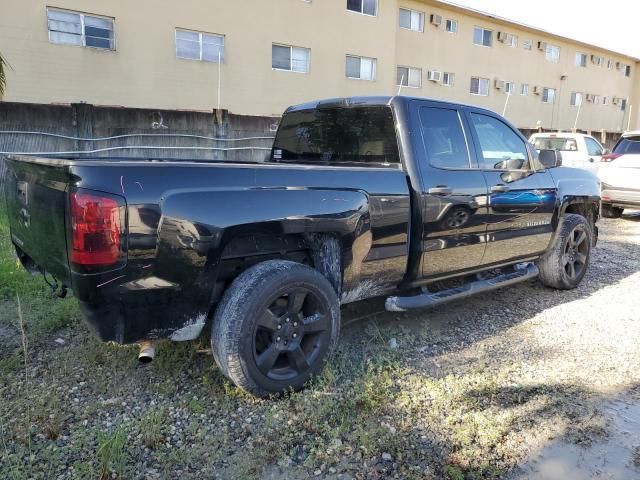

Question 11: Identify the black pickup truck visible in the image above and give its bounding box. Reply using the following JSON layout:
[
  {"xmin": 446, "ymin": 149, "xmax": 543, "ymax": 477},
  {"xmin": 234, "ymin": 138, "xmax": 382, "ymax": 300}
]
[{"xmin": 4, "ymin": 96, "xmax": 600, "ymax": 396}]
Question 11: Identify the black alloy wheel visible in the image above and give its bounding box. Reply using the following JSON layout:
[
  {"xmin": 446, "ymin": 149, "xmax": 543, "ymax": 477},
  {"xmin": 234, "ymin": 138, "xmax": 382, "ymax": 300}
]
[
  {"xmin": 562, "ymin": 224, "xmax": 589, "ymax": 280},
  {"xmin": 253, "ymin": 288, "xmax": 331, "ymax": 381}
]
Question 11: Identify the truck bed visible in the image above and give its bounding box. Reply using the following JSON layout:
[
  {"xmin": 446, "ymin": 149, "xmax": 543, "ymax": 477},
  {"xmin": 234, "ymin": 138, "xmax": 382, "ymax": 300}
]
[{"xmin": 4, "ymin": 155, "xmax": 411, "ymax": 343}]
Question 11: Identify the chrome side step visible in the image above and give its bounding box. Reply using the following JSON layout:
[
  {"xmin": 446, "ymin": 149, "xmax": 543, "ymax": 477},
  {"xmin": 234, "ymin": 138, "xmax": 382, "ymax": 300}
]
[{"xmin": 385, "ymin": 264, "xmax": 539, "ymax": 312}]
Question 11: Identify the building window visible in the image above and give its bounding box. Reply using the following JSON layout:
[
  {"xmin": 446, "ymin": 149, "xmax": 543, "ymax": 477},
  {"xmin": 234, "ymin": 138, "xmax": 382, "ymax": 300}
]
[
  {"xmin": 346, "ymin": 55, "xmax": 376, "ymax": 81},
  {"xmin": 593, "ymin": 95, "xmax": 600, "ymax": 105},
  {"xmin": 607, "ymin": 59, "xmax": 613, "ymax": 69},
  {"xmin": 442, "ymin": 72, "xmax": 455, "ymax": 86},
  {"xmin": 445, "ymin": 19, "xmax": 457, "ymax": 33},
  {"xmin": 545, "ymin": 44, "xmax": 560, "ymax": 62},
  {"xmin": 347, "ymin": 0, "xmax": 377, "ymax": 16},
  {"xmin": 47, "ymin": 8, "xmax": 114, "ymax": 49},
  {"xmin": 505, "ymin": 81, "xmax": 514, "ymax": 94},
  {"xmin": 176, "ymin": 29, "xmax": 224, "ymax": 62},
  {"xmin": 625, "ymin": 65, "xmax": 631, "ymax": 77},
  {"xmin": 470, "ymin": 77, "xmax": 489, "ymax": 96},
  {"xmin": 473, "ymin": 27, "xmax": 492, "ymax": 47},
  {"xmin": 621, "ymin": 99, "xmax": 627, "ymax": 111},
  {"xmin": 507, "ymin": 34, "xmax": 518, "ymax": 48},
  {"xmin": 570, "ymin": 92, "xmax": 582, "ymax": 106},
  {"xmin": 542, "ymin": 87, "xmax": 556, "ymax": 103},
  {"xmin": 272, "ymin": 44, "xmax": 310, "ymax": 73},
  {"xmin": 575, "ymin": 53, "xmax": 587, "ymax": 67},
  {"xmin": 523, "ymin": 39, "xmax": 532, "ymax": 50},
  {"xmin": 520, "ymin": 84, "xmax": 529, "ymax": 95},
  {"xmin": 602, "ymin": 96, "xmax": 609, "ymax": 105},
  {"xmin": 399, "ymin": 8, "xmax": 424, "ymax": 32},
  {"xmin": 397, "ymin": 66, "xmax": 422, "ymax": 87}
]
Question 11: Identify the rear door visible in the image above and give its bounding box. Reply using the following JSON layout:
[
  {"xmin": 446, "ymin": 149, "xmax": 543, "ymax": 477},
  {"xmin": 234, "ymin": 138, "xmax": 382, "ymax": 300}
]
[
  {"xmin": 464, "ymin": 110, "xmax": 558, "ymax": 265},
  {"xmin": 409, "ymin": 100, "xmax": 489, "ymax": 278}
]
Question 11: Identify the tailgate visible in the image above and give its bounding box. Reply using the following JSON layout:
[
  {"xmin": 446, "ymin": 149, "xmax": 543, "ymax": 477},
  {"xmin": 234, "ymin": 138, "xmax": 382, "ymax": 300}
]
[{"xmin": 3, "ymin": 156, "xmax": 73, "ymax": 284}]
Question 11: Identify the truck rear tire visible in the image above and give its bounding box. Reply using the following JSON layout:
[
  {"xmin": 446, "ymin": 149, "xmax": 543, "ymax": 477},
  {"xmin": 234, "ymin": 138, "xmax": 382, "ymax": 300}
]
[
  {"xmin": 211, "ymin": 260, "xmax": 340, "ymax": 397},
  {"xmin": 537, "ymin": 213, "xmax": 592, "ymax": 290},
  {"xmin": 601, "ymin": 205, "xmax": 623, "ymax": 218}
]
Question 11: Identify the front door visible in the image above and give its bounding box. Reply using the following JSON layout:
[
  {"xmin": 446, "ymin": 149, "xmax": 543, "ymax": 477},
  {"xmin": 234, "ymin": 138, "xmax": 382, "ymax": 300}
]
[
  {"xmin": 464, "ymin": 109, "xmax": 557, "ymax": 265},
  {"xmin": 411, "ymin": 101, "xmax": 490, "ymax": 278},
  {"xmin": 584, "ymin": 136, "xmax": 604, "ymax": 174}
]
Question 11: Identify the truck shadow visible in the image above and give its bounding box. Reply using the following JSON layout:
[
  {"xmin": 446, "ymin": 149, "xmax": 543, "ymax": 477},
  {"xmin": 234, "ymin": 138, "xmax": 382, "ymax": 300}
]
[{"xmin": 340, "ymin": 236, "xmax": 640, "ymax": 362}]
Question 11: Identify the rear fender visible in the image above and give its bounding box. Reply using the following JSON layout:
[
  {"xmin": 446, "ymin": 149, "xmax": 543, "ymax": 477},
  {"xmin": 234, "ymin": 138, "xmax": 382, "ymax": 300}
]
[{"xmin": 151, "ymin": 187, "xmax": 372, "ymax": 339}]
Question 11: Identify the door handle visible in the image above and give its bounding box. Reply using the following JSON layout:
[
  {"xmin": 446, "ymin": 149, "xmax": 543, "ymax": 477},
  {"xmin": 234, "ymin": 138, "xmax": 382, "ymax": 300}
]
[
  {"xmin": 491, "ymin": 184, "xmax": 510, "ymax": 193},
  {"xmin": 428, "ymin": 186, "xmax": 452, "ymax": 195}
]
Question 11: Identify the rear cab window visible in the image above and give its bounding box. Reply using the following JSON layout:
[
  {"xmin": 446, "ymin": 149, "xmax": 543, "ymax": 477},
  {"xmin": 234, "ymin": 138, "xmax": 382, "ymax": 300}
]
[
  {"xmin": 613, "ymin": 136, "xmax": 640, "ymax": 155},
  {"xmin": 272, "ymin": 105, "xmax": 400, "ymax": 166},
  {"xmin": 533, "ymin": 137, "xmax": 578, "ymax": 152}
]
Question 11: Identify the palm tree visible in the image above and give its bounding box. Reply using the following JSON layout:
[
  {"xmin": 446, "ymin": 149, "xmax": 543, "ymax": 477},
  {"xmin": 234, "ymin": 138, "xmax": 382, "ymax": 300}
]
[{"xmin": 0, "ymin": 52, "xmax": 7, "ymax": 97}]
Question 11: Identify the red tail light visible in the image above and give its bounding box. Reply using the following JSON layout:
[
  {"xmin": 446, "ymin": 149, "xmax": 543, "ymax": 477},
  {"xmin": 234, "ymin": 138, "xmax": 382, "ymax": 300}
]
[
  {"xmin": 601, "ymin": 153, "xmax": 621, "ymax": 162},
  {"xmin": 70, "ymin": 191, "xmax": 122, "ymax": 266}
]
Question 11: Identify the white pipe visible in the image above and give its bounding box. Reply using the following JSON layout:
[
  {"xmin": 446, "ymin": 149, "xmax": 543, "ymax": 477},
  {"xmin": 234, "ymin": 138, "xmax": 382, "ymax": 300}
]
[
  {"xmin": 397, "ymin": 74, "xmax": 405, "ymax": 96},
  {"xmin": 217, "ymin": 50, "xmax": 222, "ymax": 112},
  {"xmin": 0, "ymin": 131, "xmax": 274, "ymax": 142},
  {"xmin": 627, "ymin": 104, "xmax": 633, "ymax": 131},
  {"xmin": 573, "ymin": 98, "xmax": 583, "ymax": 131},
  {"xmin": 502, "ymin": 90, "xmax": 511, "ymax": 117}
]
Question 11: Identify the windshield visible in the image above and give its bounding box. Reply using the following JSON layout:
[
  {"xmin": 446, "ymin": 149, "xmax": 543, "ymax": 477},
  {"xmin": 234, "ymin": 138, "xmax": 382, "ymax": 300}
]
[
  {"xmin": 272, "ymin": 106, "xmax": 400, "ymax": 165},
  {"xmin": 613, "ymin": 136, "xmax": 640, "ymax": 155},
  {"xmin": 533, "ymin": 137, "xmax": 578, "ymax": 152}
]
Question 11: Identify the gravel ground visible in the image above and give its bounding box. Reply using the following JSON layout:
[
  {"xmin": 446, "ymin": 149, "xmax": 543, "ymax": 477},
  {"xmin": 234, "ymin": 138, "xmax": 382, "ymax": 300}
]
[{"xmin": 1, "ymin": 213, "xmax": 640, "ymax": 479}]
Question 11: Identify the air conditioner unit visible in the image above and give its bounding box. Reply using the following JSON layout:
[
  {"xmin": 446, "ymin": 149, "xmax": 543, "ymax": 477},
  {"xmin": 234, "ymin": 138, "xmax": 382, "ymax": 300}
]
[
  {"xmin": 533, "ymin": 85, "xmax": 542, "ymax": 95},
  {"xmin": 427, "ymin": 70, "xmax": 442, "ymax": 82},
  {"xmin": 590, "ymin": 55, "xmax": 602, "ymax": 65},
  {"xmin": 537, "ymin": 41, "xmax": 547, "ymax": 51},
  {"xmin": 430, "ymin": 14, "xmax": 442, "ymax": 26},
  {"xmin": 497, "ymin": 31, "xmax": 507, "ymax": 42},
  {"xmin": 585, "ymin": 94, "xmax": 594, "ymax": 102},
  {"xmin": 616, "ymin": 61, "xmax": 622, "ymax": 69},
  {"xmin": 494, "ymin": 79, "xmax": 505, "ymax": 90},
  {"xmin": 612, "ymin": 97, "xmax": 621, "ymax": 105}
]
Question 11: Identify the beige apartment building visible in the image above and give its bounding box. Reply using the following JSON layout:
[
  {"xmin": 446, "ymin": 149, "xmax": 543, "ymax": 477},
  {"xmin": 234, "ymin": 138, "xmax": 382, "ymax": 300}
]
[{"xmin": 0, "ymin": 0, "xmax": 638, "ymax": 133}]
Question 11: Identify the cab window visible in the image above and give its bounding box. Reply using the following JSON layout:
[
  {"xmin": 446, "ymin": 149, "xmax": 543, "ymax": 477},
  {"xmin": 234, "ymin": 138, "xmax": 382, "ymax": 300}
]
[
  {"xmin": 584, "ymin": 137, "xmax": 604, "ymax": 156},
  {"xmin": 470, "ymin": 113, "xmax": 529, "ymax": 170}
]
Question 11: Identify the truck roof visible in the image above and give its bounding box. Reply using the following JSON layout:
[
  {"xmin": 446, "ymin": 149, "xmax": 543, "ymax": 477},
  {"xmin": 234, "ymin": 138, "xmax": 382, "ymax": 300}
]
[
  {"xmin": 530, "ymin": 132, "xmax": 593, "ymax": 139},
  {"xmin": 285, "ymin": 95, "xmax": 499, "ymax": 117}
]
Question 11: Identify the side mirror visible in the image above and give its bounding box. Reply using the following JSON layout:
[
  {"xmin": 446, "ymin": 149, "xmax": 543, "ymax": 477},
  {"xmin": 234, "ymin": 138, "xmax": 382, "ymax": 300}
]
[
  {"xmin": 538, "ymin": 149, "xmax": 562, "ymax": 168},
  {"xmin": 601, "ymin": 148, "xmax": 610, "ymax": 155}
]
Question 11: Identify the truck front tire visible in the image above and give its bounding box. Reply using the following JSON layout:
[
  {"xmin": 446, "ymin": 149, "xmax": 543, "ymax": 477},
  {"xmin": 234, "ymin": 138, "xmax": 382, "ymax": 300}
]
[
  {"xmin": 211, "ymin": 260, "xmax": 340, "ymax": 397},
  {"xmin": 538, "ymin": 213, "xmax": 592, "ymax": 290}
]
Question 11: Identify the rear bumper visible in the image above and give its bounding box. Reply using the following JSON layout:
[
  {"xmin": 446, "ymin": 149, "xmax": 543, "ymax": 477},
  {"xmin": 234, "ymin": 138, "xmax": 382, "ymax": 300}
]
[{"xmin": 601, "ymin": 187, "xmax": 640, "ymax": 208}]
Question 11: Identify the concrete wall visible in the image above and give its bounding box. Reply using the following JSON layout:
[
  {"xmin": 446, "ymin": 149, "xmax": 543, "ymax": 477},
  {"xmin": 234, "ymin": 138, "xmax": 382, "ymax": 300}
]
[
  {"xmin": 0, "ymin": 102, "xmax": 275, "ymax": 192},
  {"xmin": 0, "ymin": 0, "xmax": 637, "ymax": 132}
]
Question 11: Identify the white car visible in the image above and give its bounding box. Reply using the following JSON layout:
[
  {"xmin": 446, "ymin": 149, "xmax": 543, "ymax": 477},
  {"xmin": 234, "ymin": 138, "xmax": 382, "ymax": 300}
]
[
  {"xmin": 528, "ymin": 132, "xmax": 606, "ymax": 173},
  {"xmin": 599, "ymin": 131, "xmax": 640, "ymax": 218}
]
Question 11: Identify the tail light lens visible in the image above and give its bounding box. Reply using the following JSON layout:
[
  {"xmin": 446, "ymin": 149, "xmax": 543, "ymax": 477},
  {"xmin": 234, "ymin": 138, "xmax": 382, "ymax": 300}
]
[
  {"xmin": 601, "ymin": 153, "xmax": 621, "ymax": 162},
  {"xmin": 69, "ymin": 190, "xmax": 125, "ymax": 269}
]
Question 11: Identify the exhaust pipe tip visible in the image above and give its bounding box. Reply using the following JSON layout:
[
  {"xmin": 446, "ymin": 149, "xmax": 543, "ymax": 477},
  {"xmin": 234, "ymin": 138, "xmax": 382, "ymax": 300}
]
[{"xmin": 138, "ymin": 341, "xmax": 156, "ymax": 364}]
